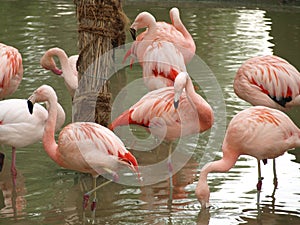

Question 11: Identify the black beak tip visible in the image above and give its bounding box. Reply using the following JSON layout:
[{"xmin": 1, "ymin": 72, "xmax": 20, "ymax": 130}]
[
  {"xmin": 27, "ymin": 100, "xmax": 34, "ymax": 114},
  {"xmin": 174, "ymin": 100, "xmax": 179, "ymax": 109},
  {"xmin": 129, "ymin": 28, "xmax": 136, "ymax": 41},
  {"xmin": 0, "ymin": 152, "xmax": 5, "ymax": 172}
]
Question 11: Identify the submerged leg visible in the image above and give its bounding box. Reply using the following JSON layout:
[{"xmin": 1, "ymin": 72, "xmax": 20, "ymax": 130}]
[
  {"xmin": 273, "ymin": 159, "xmax": 278, "ymax": 189},
  {"xmin": 256, "ymin": 159, "xmax": 263, "ymax": 191}
]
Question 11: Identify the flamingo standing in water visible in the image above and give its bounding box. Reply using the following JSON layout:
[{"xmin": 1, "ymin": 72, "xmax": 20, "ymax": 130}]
[
  {"xmin": 234, "ymin": 54, "xmax": 300, "ymax": 188},
  {"xmin": 195, "ymin": 106, "xmax": 300, "ymax": 208},
  {"xmin": 110, "ymin": 72, "xmax": 213, "ymax": 193},
  {"xmin": 234, "ymin": 55, "xmax": 300, "ymax": 111},
  {"xmin": 40, "ymin": 47, "xmax": 78, "ymax": 98},
  {"xmin": 0, "ymin": 98, "xmax": 65, "ymax": 184},
  {"xmin": 125, "ymin": 7, "xmax": 196, "ymax": 90},
  {"xmin": 27, "ymin": 85, "xmax": 139, "ymax": 218},
  {"xmin": 0, "ymin": 43, "xmax": 23, "ymax": 99}
]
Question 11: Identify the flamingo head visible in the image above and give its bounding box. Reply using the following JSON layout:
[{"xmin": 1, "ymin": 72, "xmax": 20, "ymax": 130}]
[
  {"xmin": 169, "ymin": 7, "xmax": 180, "ymax": 25},
  {"xmin": 27, "ymin": 85, "xmax": 58, "ymax": 114},
  {"xmin": 195, "ymin": 179, "xmax": 211, "ymax": 209},
  {"xmin": 130, "ymin": 11, "xmax": 156, "ymax": 40},
  {"xmin": 173, "ymin": 72, "xmax": 189, "ymax": 109},
  {"xmin": 40, "ymin": 53, "xmax": 63, "ymax": 75},
  {"xmin": 119, "ymin": 151, "xmax": 142, "ymax": 182}
]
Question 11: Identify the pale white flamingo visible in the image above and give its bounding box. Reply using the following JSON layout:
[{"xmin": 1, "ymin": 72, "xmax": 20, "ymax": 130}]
[
  {"xmin": 0, "ymin": 43, "xmax": 23, "ymax": 99},
  {"xmin": 0, "ymin": 98, "xmax": 65, "ymax": 184},
  {"xmin": 125, "ymin": 7, "xmax": 195, "ymax": 90},
  {"xmin": 195, "ymin": 106, "xmax": 300, "ymax": 208},
  {"xmin": 234, "ymin": 55, "xmax": 300, "ymax": 112},
  {"xmin": 110, "ymin": 72, "xmax": 213, "ymax": 194},
  {"xmin": 40, "ymin": 47, "xmax": 78, "ymax": 98},
  {"xmin": 27, "ymin": 84, "xmax": 139, "ymax": 218}
]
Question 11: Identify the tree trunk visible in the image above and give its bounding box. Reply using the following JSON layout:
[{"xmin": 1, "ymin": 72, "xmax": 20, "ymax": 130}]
[{"xmin": 73, "ymin": 0, "xmax": 128, "ymax": 127}]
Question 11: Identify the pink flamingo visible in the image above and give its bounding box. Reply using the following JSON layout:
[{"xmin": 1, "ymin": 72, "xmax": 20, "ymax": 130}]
[
  {"xmin": 234, "ymin": 55, "xmax": 300, "ymax": 112},
  {"xmin": 0, "ymin": 98, "xmax": 65, "ymax": 184},
  {"xmin": 27, "ymin": 84, "xmax": 139, "ymax": 218},
  {"xmin": 40, "ymin": 47, "xmax": 78, "ymax": 98},
  {"xmin": 195, "ymin": 106, "xmax": 300, "ymax": 208},
  {"xmin": 110, "ymin": 72, "xmax": 213, "ymax": 193},
  {"xmin": 0, "ymin": 43, "xmax": 23, "ymax": 99},
  {"xmin": 234, "ymin": 54, "xmax": 300, "ymax": 186},
  {"xmin": 109, "ymin": 72, "xmax": 213, "ymax": 140},
  {"xmin": 125, "ymin": 7, "xmax": 195, "ymax": 90}
]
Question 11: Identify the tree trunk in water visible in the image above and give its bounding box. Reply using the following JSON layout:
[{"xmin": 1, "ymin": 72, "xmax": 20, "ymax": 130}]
[{"xmin": 73, "ymin": 0, "xmax": 128, "ymax": 127}]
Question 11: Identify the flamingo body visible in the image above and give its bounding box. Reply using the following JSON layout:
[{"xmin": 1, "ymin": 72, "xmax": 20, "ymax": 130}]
[
  {"xmin": 234, "ymin": 55, "xmax": 300, "ymax": 111},
  {"xmin": 40, "ymin": 48, "xmax": 78, "ymax": 98},
  {"xmin": 195, "ymin": 106, "xmax": 300, "ymax": 208},
  {"xmin": 110, "ymin": 72, "xmax": 213, "ymax": 141},
  {"xmin": 0, "ymin": 43, "xmax": 23, "ymax": 99}
]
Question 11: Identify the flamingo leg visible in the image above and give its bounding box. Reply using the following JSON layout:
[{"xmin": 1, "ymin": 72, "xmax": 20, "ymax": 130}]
[
  {"xmin": 90, "ymin": 177, "xmax": 97, "ymax": 223},
  {"xmin": 11, "ymin": 147, "xmax": 17, "ymax": 185},
  {"xmin": 273, "ymin": 159, "xmax": 278, "ymax": 189},
  {"xmin": 256, "ymin": 159, "xmax": 263, "ymax": 191},
  {"xmin": 167, "ymin": 142, "xmax": 173, "ymax": 201}
]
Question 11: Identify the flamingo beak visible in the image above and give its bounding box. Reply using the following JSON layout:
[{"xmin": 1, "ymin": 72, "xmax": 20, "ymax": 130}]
[
  {"xmin": 0, "ymin": 152, "xmax": 5, "ymax": 172},
  {"xmin": 130, "ymin": 28, "xmax": 137, "ymax": 40},
  {"xmin": 174, "ymin": 100, "xmax": 179, "ymax": 110},
  {"xmin": 27, "ymin": 100, "xmax": 34, "ymax": 114}
]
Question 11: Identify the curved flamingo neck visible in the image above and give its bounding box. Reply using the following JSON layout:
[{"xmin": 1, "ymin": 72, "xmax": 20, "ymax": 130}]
[
  {"xmin": 43, "ymin": 94, "xmax": 61, "ymax": 166},
  {"xmin": 196, "ymin": 148, "xmax": 239, "ymax": 207},
  {"xmin": 184, "ymin": 75, "xmax": 214, "ymax": 132},
  {"xmin": 170, "ymin": 8, "xmax": 191, "ymax": 40}
]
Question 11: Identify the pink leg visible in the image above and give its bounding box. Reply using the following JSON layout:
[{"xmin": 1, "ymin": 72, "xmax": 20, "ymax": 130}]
[{"xmin": 11, "ymin": 147, "xmax": 17, "ymax": 185}]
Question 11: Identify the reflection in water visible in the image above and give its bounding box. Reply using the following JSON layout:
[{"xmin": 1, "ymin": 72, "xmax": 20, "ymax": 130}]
[{"xmin": 0, "ymin": 0, "xmax": 299, "ymax": 224}]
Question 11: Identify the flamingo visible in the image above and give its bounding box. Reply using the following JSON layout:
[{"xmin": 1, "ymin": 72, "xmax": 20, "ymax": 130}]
[
  {"xmin": 40, "ymin": 47, "xmax": 78, "ymax": 98},
  {"xmin": 195, "ymin": 106, "xmax": 300, "ymax": 209},
  {"xmin": 110, "ymin": 72, "xmax": 213, "ymax": 194},
  {"xmin": 27, "ymin": 84, "xmax": 139, "ymax": 218},
  {"xmin": 125, "ymin": 7, "xmax": 195, "ymax": 90},
  {"xmin": 234, "ymin": 55, "xmax": 300, "ymax": 112},
  {"xmin": 0, "ymin": 43, "xmax": 23, "ymax": 99},
  {"xmin": 234, "ymin": 54, "xmax": 300, "ymax": 187},
  {"xmin": 0, "ymin": 98, "xmax": 66, "ymax": 184}
]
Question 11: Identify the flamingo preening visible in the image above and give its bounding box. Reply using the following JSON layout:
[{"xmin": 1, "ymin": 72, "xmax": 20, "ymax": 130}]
[
  {"xmin": 0, "ymin": 43, "xmax": 23, "ymax": 99},
  {"xmin": 40, "ymin": 47, "xmax": 78, "ymax": 98},
  {"xmin": 125, "ymin": 7, "xmax": 195, "ymax": 90},
  {"xmin": 195, "ymin": 106, "xmax": 300, "ymax": 208},
  {"xmin": 27, "ymin": 84, "xmax": 139, "ymax": 219}
]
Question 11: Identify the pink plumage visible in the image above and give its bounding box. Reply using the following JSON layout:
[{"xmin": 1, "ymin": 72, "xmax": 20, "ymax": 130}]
[{"xmin": 0, "ymin": 43, "xmax": 23, "ymax": 99}]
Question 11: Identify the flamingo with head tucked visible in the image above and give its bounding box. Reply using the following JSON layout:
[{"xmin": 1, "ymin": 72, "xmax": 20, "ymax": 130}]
[
  {"xmin": 0, "ymin": 43, "xmax": 23, "ymax": 99},
  {"xmin": 234, "ymin": 55, "xmax": 300, "ymax": 111},
  {"xmin": 0, "ymin": 98, "xmax": 65, "ymax": 184},
  {"xmin": 125, "ymin": 7, "xmax": 196, "ymax": 90},
  {"xmin": 40, "ymin": 47, "xmax": 78, "ymax": 98},
  {"xmin": 195, "ymin": 106, "xmax": 300, "ymax": 208},
  {"xmin": 27, "ymin": 84, "xmax": 139, "ymax": 218}
]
